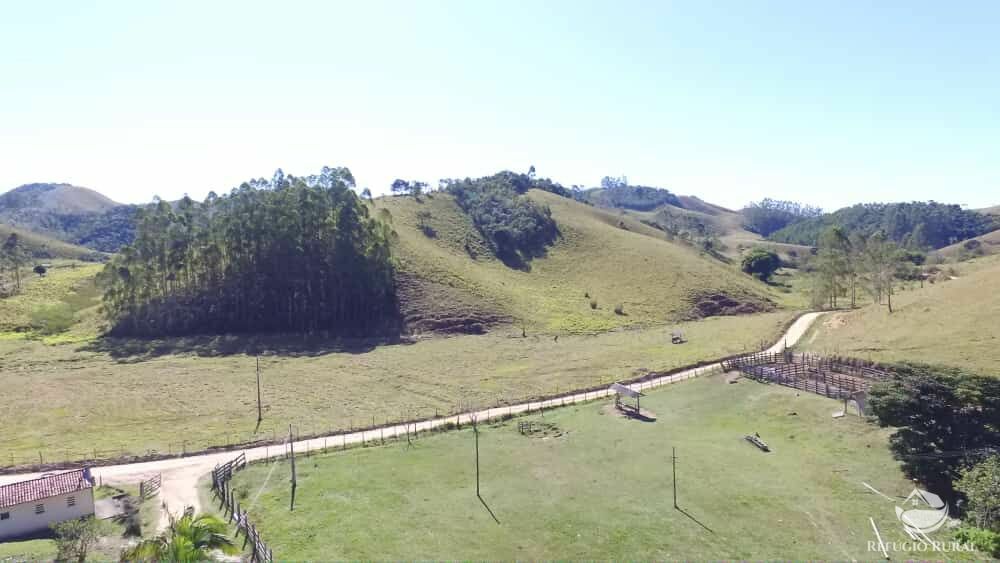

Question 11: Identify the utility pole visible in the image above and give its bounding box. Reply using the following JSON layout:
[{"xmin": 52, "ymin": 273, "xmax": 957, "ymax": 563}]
[
  {"xmin": 256, "ymin": 355, "xmax": 263, "ymax": 425},
  {"xmin": 474, "ymin": 417, "xmax": 480, "ymax": 497},
  {"xmin": 672, "ymin": 446, "xmax": 678, "ymax": 509},
  {"xmin": 289, "ymin": 424, "xmax": 297, "ymax": 511}
]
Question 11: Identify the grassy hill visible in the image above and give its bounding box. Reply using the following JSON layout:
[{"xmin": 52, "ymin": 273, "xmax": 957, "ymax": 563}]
[
  {"xmin": 0, "ymin": 183, "xmax": 137, "ymax": 251},
  {"xmin": 933, "ymin": 229, "xmax": 1000, "ymax": 261},
  {"xmin": 980, "ymin": 204, "xmax": 1000, "ymax": 216},
  {"xmin": 800, "ymin": 254, "xmax": 1000, "ymax": 374},
  {"xmin": 380, "ymin": 190, "xmax": 783, "ymax": 334},
  {"xmin": 0, "ymin": 223, "xmax": 102, "ymax": 260},
  {"xmin": 0, "ymin": 182, "xmax": 119, "ymax": 214}
]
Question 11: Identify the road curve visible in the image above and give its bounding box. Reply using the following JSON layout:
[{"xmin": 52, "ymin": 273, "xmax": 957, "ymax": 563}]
[{"xmin": 0, "ymin": 312, "xmax": 824, "ymax": 529}]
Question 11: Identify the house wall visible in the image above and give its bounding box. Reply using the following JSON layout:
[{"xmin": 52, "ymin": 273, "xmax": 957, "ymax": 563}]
[{"xmin": 0, "ymin": 488, "xmax": 95, "ymax": 541}]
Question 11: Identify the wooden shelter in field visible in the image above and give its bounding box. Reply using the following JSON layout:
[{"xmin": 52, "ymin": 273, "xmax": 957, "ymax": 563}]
[{"xmin": 610, "ymin": 382, "xmax": 644, "ymax": 414}]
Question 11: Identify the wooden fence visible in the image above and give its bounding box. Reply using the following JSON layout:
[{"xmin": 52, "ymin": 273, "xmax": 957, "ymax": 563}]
[
  {"xmin": 139, "ymin": 473, "xmax": 161, "ymax": 499},
  {"xmin": 211, "ymin": 453, "xmax": 273, "ymax": 563},
  {"xmin": 721, "ymin": 352, "xmax": 892, "ymax": 400}
]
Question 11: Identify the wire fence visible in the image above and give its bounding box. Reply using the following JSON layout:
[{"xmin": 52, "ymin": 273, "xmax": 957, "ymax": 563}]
[{"xmin": 1, "ymin": 355, "xmax": 734, "ymax": 473}]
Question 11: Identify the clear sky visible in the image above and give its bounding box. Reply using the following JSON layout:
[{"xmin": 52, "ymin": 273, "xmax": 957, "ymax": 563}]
[{"xmin": 1, "ymin": 0, "xmax": 997, "ymax": 211}]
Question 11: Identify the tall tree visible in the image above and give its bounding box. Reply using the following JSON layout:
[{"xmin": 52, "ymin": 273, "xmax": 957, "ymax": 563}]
[
  {"xmin": 100, "ymin": 167, "xmax": 398, "ymax": 336},
  {"xmin": 815, "ymin": 226, "xmax": 852, "ymax": 308},
  {"xmin": 859, "ymin": 231, "xmax": 904, "ymax": 313},
  {"xmin": 1, "ymin": 233, "xmax": 26, "ymax": 292}
]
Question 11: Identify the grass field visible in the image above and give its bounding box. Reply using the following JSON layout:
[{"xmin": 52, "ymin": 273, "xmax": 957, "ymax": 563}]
[
  {"xmin": 0, "ymin": 311, "xmax": 795, "ymax": 465},
  {"xmin": 0, "ymin": 262, "xmax": 103, "ymax": 336},
  {"xmin": 219, "ymin": 374, "xmax": 960, "ymax": 560},
  {"xmin": 380, "ymin": 191, "xmax": 788, "ymax": 334},
  {"xmin": 801, "ymin": 254, "xmax": 1000, "ymax": 375}
]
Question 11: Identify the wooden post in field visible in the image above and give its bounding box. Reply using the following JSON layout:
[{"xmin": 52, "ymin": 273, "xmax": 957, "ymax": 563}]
[
  {"xmin": 289, "ymin": 424, "xmax": 297, "ymax": 511},
  {"xmin": 256, "ymin": 355, "xmax": 263, "ymax": 425},
  {"xmin": 474, "ymin": 417, "xmax": 480, "ymax": 498},
  {"xmin": 672, "ymin": 446, "xmax": 678, "ymax": 509}
]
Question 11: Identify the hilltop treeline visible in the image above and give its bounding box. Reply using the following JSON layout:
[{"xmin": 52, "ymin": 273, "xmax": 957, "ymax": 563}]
[
  {"xmin": 770, "ymin": 202, "xmax": 996, "ymax": 249},
  {"xmin": 443, "ymin": 171, "xmax": 559, "ymax": 264},
  {"xmin": 581, "ymin": 177, "xmax": 682, "ymax": 211},
  {"xmin": 100, "ymin": 167, "xmax": 399, "ymax": 336},
  {"xmin": 742, "ymin": 198, "xmax": 823, "ymax": 237}
]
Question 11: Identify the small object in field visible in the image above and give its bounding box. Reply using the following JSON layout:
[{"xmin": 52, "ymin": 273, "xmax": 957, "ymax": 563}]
[
  {"xmin": 745, "ymin": 434, "xmax": 770, "ymax": 452},
  {"xmin": 787, "ymin": 412, "xmax": 797, "ymax": 416},
  {"xmin": 671, "ymin": 330, "xmax": 685, "ymax": 344},
  {"xmin": 832, "ymin": 411, "xmax": 845, "ymax": 419}
]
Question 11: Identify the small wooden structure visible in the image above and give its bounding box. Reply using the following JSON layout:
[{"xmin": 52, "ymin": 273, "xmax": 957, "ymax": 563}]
[
  {"xmin": 610, "ymin": 382, "xmax": 644, "ymax": 414},
  {"xmin": 745, "ymin": 434, "xmax": 770, "ymax": 452}
]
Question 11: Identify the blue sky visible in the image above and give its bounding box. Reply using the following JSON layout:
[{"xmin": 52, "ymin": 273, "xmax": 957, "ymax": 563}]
[{"xmin": 1, "ymin": 0, "xmax": 997, "ymax": 211}]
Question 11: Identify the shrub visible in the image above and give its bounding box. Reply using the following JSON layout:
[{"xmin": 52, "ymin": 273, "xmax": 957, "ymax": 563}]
[
  {"xmin": 589, "ymin": 299, "xmax": 598, "ymax": 310},
  {"xmin": 614, "ymin": 304, "xmax": 624, "ymax": 315},
  {"xmin": 30, "ymin": 303, "xmax": 74, "ymax": 334},
  {"xmin": 954, "ymin": 527, "xmax": 1000, "ymax": 557},
  {"xmin": 740, "ymin": 248, "xmax": 781, "ymax": 281}
]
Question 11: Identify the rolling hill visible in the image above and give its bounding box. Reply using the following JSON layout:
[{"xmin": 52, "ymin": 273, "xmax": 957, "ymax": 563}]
[
  {"xmin": 379, "ymin": 190, "xmax": 783, "ymax": 334},
  {"xmin": 579, "ymin": 186, "xmax": 810, "ymax": 262},
  {"xmin": 0, "ymin": 222, "xmax": 102, "ymax": 261},
  {"xmin": 800, "ymin": 253, "xmax": 1000, "ymax": 374},
  {"xmin": 0, "ymin": 183, "xmax": 137, "ymax": 251}
]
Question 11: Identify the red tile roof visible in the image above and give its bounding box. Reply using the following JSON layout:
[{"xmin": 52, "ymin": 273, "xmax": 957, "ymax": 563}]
[{"xmin": 0, "ymin": 469, "xmax": 93, "ymax": 509}]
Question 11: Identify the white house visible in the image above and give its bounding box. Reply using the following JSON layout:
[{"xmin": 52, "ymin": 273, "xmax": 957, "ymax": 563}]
[{"xmin": 0, "ymin": 469, "xmax": 96, "ymax": 541}]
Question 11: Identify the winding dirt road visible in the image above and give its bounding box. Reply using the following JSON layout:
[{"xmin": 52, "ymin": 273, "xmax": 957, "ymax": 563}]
[{"xmin": 0, "ymin": 312, "xmax": 823, "ymax": 530}]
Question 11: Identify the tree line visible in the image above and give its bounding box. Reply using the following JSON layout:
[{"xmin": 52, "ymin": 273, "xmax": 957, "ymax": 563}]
[
  {"xmin": 742, "ymin": 198, "xmax": 823, "ymax": 237},
  {"xmin": 99, "ymin": 167, "xmax": 399, "ymax": 336},
  {"xmin": 770, "ymin": 201, "xmax": 996, "ymax": 249}
]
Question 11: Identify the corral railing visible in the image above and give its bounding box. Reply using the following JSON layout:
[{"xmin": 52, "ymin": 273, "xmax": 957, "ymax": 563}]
[
  {"xmin": 211, "ymin": 453, "xmax": 273, "ymax": 563},
  {"xmin": 721, "ymin": 352, "xmax": 892, "ymax": 399}
]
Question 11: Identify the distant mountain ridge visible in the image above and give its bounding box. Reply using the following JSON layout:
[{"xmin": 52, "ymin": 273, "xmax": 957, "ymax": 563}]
[{"xmin": 0, "ymin": 183, "xmax": 136, "ymax": 252}]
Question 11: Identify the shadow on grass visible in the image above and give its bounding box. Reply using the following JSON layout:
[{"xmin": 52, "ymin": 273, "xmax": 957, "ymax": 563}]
[
  {"xmin": 80, "ymin": 332, "xmax": 413, "ymax": 362},
  {"xmin": 478, "ymin": 494, "xmax": 500, "ymax": 525},
  {"xmin": 677, "ymin": 506, "xmax": 714, "ymax": 534}
]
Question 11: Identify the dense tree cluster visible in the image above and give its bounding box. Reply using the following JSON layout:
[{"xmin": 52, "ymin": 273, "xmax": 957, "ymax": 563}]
[
  {"xmin": 442, "ymin": 171, "xmax": 559, "ymax": 265},
  {"xmin": 740, "ymin": 248, "xmax": 781, "ymax": 281},
  {"xmin": 63, "ymin": 205, "xmax": 140, "ymax": 252},
  {"xmin": 742, "ymin": 198, "xmax": 823, "ymax": 237},
  {"xmin": 869, "ymin": 363, "xmax": 1000, "ymax": 499},
  {"xmin": 769, "ymin": 201, "xmax": 996, "ymax": 249},
  {"xmin": 583, "ymin": 183, "xmax": 681, "ymax": 211},
  {"xmin": 100, "ymin": 167, "xmax": 399, "ymax": 336}
]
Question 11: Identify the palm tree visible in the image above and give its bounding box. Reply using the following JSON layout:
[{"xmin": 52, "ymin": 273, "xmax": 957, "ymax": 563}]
[{"xmin": 121, "ymin": 512, "xmax": 238, "ymax": 562}]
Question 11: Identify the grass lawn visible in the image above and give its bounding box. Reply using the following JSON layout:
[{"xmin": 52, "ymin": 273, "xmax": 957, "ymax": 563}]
[
  {"xmin": 223, "ymin": 374, "xmax": 966, "ymax": 560},
  {"xmin": 801, "ymin": 254, "xmax": 1000, "ymax": 375},
  {"xmin": 0, "ymin": 262, "xmax": 103, "ymax": 339},
  {"xmin": 0, "ymin": 311, "xmax": 795, "ymax": 465}
]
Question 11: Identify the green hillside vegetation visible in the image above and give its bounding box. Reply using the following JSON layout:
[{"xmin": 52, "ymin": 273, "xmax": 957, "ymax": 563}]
[
  {"xmin": 382, "ymin": 189, "xmax": 782, "ymax": 334},
  {"xmin": 0, "ymin": 223, "xmax": 102, "ymax": 260},
  {"xmin": 770, "ymin": 201, "xmax": 997, "ymax": 249},
  {"xmin": 934, "ymin": 230, "xmax": 1000, "ymax": 261},
  {"xmin": 0, "ymin": 262, "xmax": 103, "ymax": 334},
  {"xmin": 221, "ymin": 375, "xmax": 930, "ymax": 560},
  {"xmin": 580, "ymin": 181, "xmax": 681, "ymax": 210},
  {"xmin": 800, "ymin": 254, "xmax": 1000, "ymax": 374},
  {"xmin": 0, "ymin": 183, "xmax": 138, "ymax": 252}
]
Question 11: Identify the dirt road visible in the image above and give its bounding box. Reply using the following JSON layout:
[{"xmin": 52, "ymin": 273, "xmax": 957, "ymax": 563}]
[{"xmin": 0, "ymin": 312, "xmax": 823, "ymax": 530}]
